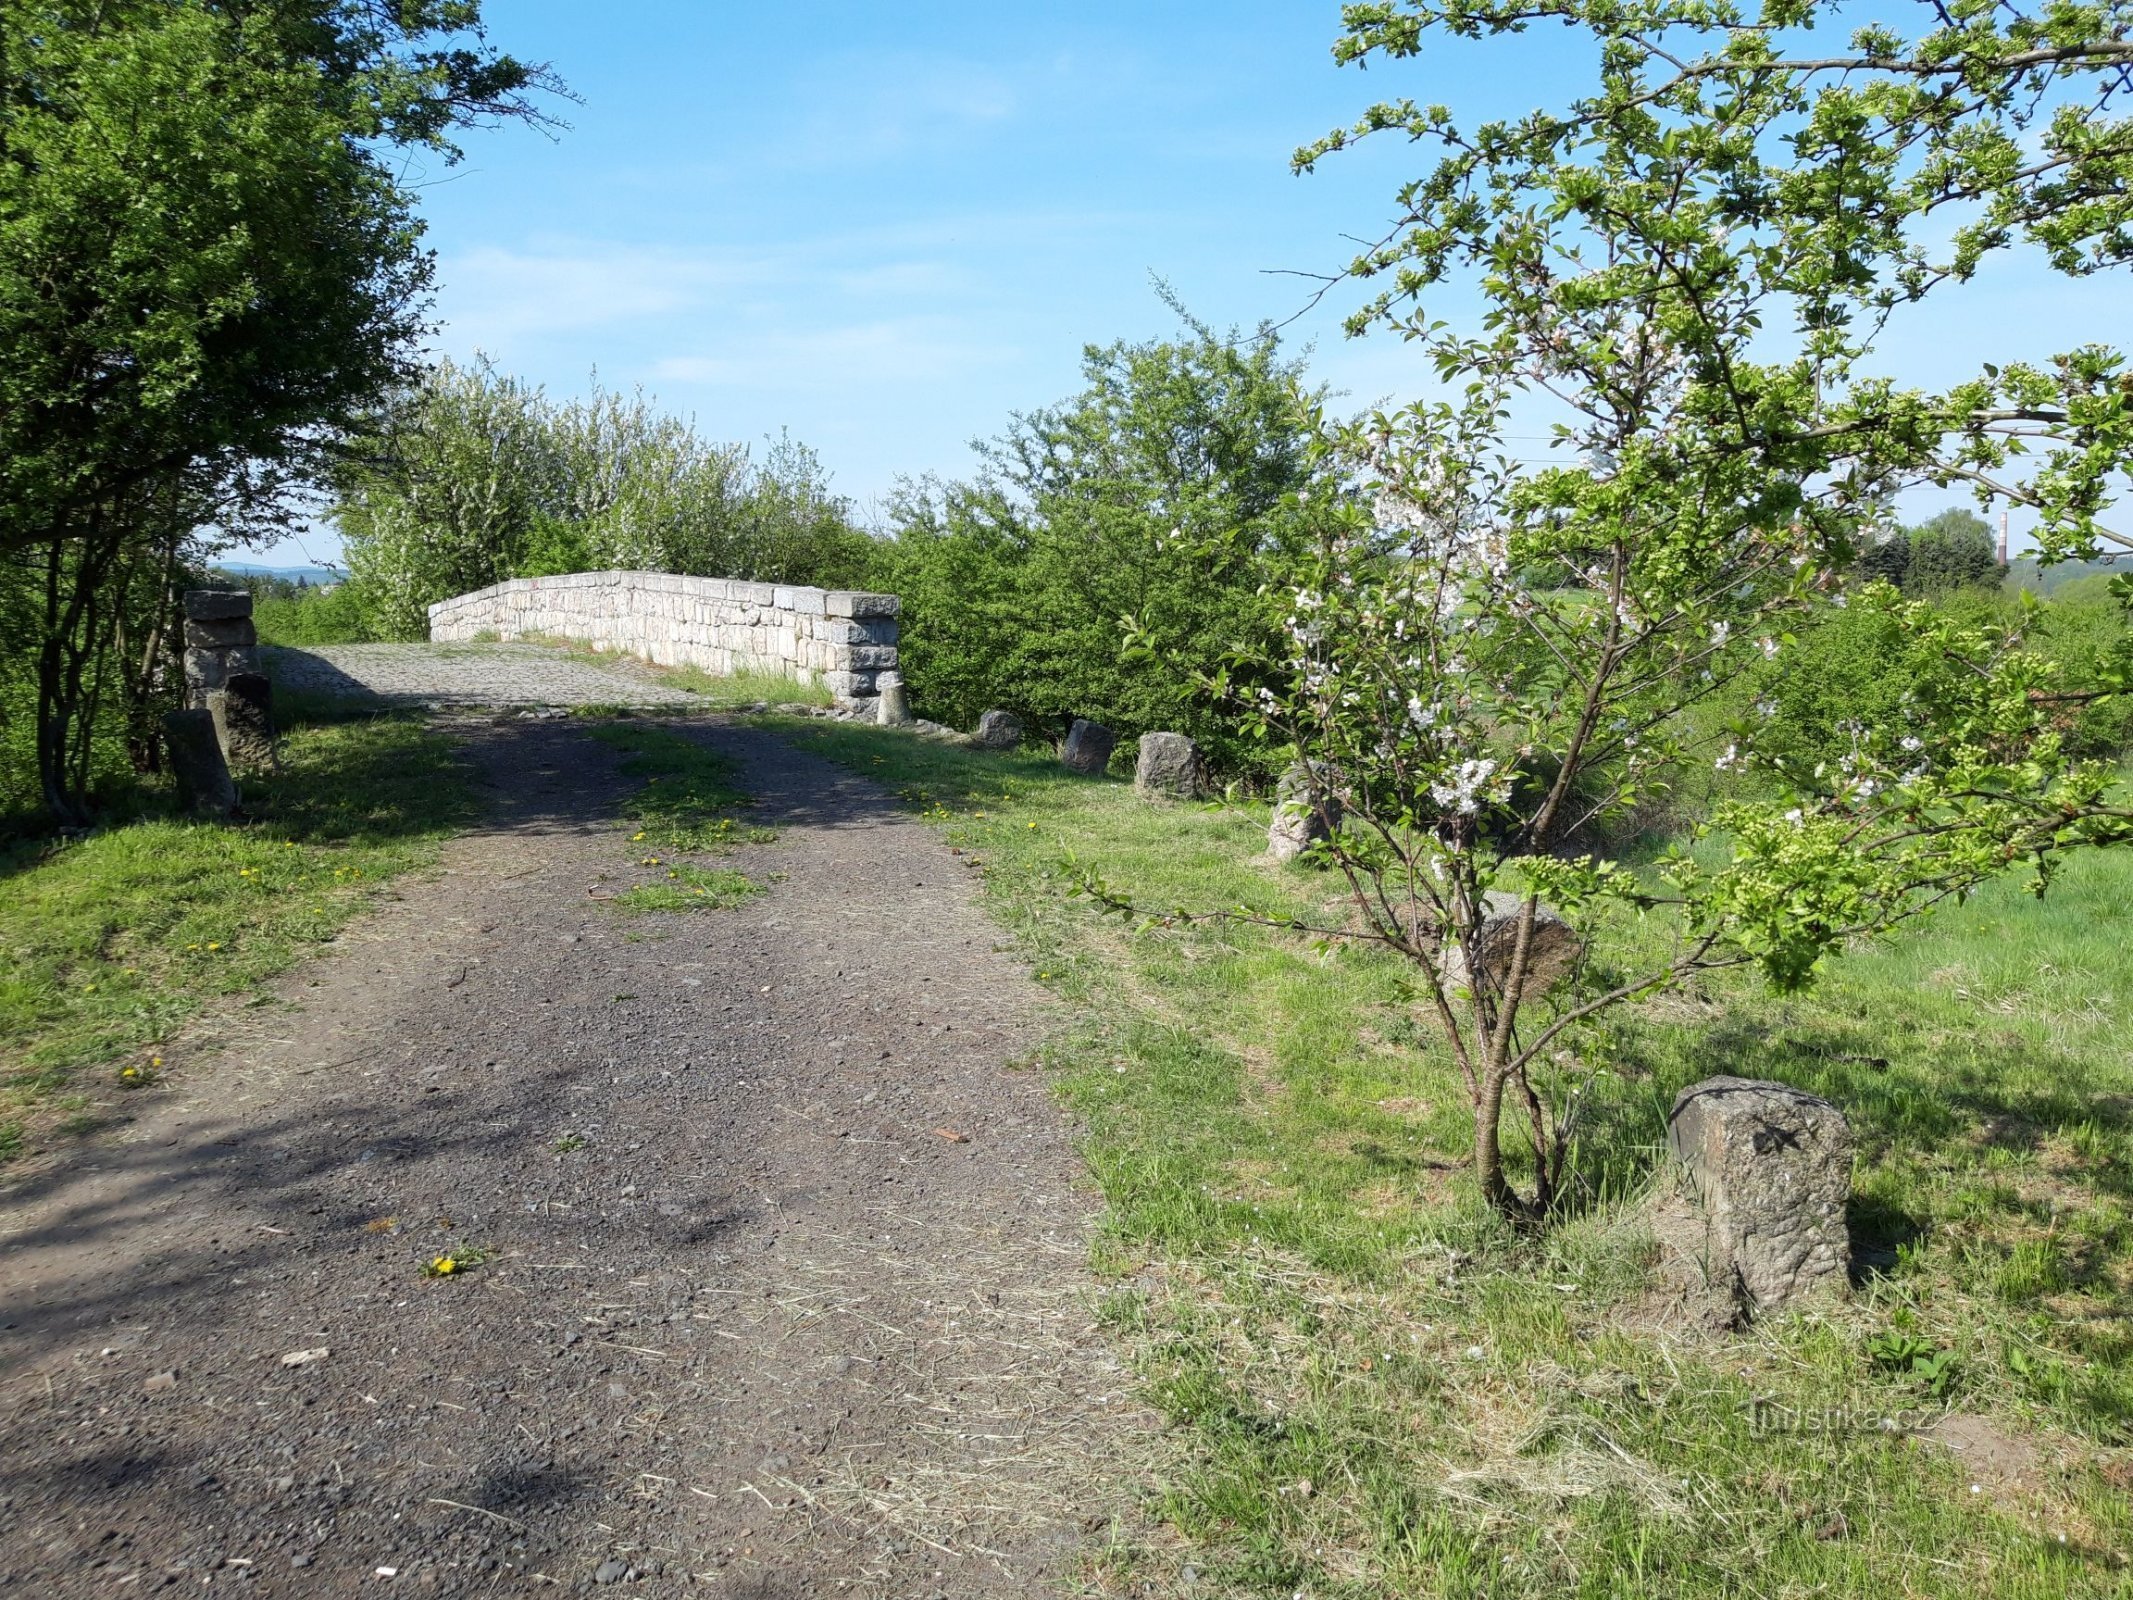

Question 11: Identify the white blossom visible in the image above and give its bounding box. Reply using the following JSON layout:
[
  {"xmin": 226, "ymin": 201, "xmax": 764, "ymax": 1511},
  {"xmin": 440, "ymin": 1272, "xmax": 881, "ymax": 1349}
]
[{"xmin": 1431, "ymin": 757, "xmax": 1499, "ymax": 815}]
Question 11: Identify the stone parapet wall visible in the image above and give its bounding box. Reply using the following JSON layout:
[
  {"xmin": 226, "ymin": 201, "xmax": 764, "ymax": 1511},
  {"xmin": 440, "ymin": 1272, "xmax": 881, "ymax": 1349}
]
[{"xmin": 426, "ymin": 571, "xmax": 900, "ymax": 701}]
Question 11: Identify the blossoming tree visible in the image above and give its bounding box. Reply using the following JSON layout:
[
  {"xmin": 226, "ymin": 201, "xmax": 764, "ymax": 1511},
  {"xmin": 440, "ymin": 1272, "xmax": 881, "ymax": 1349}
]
[{"xmin": 1114, "ymin": 0, "xmax": 2133, "ymax": 1219}]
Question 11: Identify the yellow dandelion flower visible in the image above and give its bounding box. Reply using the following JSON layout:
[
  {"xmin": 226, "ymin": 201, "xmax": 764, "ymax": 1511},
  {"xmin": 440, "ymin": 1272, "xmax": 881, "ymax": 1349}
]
[
  {"xmin": 206, "ymin": 942, "xmax": 221, "ymax": 951},
  {"xmin": 428, "ymin": 1255, "xmax": 458, "ymax": 1276}
]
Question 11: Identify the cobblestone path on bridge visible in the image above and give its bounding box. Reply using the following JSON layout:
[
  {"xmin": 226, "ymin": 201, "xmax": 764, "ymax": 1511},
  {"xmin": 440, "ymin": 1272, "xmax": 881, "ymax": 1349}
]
[{"xmin": 265, "ymin": 641, "xmax": 707, "ymax": 709}]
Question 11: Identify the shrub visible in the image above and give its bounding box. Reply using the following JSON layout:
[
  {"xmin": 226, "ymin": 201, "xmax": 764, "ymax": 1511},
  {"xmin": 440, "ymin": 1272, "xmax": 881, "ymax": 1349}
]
[
  {"xmin": 330, "ymin": 360, "xmax": 876, "ymax": 638},
  {"xmin": 876, "ymin": 321, "xmax": 1323, "ymax": 774}
]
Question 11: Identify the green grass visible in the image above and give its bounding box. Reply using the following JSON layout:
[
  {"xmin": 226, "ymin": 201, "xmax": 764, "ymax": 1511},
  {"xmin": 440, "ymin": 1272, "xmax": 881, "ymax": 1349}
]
[
  {"xmin": 775, "ymin": 716, "xmax": 2133, "ymax": 1599},
  {"xmin": 580, "ymin": 718, "xmax": 772, "ymax": 917},
  {"xmin": 661, "ymin": 662, "xmax": 833, "ymax": 709},
  {"xmin": 0, "ymin": 710, "xmax": 473, "ymax": 1163},
  {"xmin": 583, "ymin": 721, "xmax": 775, "ymax": 852},
  {"xmin": 615, "ymin": 862, "xmax": 763, "ymax": 913}
]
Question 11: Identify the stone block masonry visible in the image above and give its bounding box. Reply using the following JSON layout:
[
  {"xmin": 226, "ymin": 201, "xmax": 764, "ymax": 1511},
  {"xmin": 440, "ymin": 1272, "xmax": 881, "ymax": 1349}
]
[{"xmin": 426, "ymin": 571, "xmax": 900, "ymax": 704}]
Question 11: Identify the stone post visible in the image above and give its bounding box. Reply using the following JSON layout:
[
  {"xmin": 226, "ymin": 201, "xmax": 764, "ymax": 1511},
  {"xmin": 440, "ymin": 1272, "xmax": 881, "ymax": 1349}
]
[
  {"xmin": 875, "ymin": 671, "xmax": 912, "ymax": 726},
  {"xmin": 162, "ymin": 709, "xmax": 237, "ymax": 817},
  {"xmin": 1134, "ymin": 732, "xmax": 1202, "ymax": 800},
  {"xmin": 210, "ymin": 672, "xmax": 279, "ymax": 771},
  {"xmin": 1060, "ymin": 719, "xmax": 1116, "ymax": 776},
  {"xmin": 1439, "ymin": 891, "xmax": 1583, "ymax": 996},
  {"xmin": 1268, "ymin": 760, "xmax": 1343, "ymax": 862},
  {"xmin": 183, "ymin": 589, "xmax": 259, "ymax": 712},
  {"xmin": 974, "ymin": 710, "xmax": 1023, "ymax": 751},
  {"xmin": 1666, "ymin": 1076, "xmax": 1853, "ymax": 1320}
]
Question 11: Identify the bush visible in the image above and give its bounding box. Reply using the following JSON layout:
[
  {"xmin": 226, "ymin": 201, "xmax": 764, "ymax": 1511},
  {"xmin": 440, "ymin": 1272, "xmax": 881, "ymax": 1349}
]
[
  {"xmin": 330, "ymin": 361, "xmax": 877, "ymax": 639},
  {"xmin": 252, "ymin": 583, "xmax": 370, "ymax": 646},
  {"xmin": 875, "ymin": 322, "xmax": 1323, "ymax": 774}
]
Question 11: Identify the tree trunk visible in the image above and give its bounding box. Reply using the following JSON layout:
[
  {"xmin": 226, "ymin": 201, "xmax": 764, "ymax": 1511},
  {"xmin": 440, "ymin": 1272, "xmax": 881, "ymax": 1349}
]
[{"xmin": 1473, "ymin": 1068, "xmax": 1519, "ymax": 1216}]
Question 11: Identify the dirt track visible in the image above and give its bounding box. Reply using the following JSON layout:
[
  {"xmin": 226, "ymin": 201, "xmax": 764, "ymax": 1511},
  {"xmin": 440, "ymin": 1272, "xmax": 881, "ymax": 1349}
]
[{"xmin": 0, "ymin": 718, "xmax": 1140, "ymax": 1597}]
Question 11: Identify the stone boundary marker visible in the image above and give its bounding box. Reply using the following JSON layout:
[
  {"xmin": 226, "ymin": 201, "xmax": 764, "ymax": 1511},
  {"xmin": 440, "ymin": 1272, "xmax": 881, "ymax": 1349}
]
[
  {"xmin": 1060, "ymin": 719, "xmax": 1115, "ymax": 775},
  {"xmin": 427, "ymin": 570, "xmax": 900, "ymax": 708},
  {"xmin": 1134, "ymin": 731, "xmax": 1202, "ymax": 799},
  {"xmin": 1665, "ymin": 1075, "xmax": 1853, "ymax": 1322}
]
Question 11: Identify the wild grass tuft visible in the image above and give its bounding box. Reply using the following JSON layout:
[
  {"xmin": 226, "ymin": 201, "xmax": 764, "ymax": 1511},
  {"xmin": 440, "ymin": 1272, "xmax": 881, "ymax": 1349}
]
[
  {"xmin": 615, "ymin": 863, "xmax": 762, "ymax": 913},
  {"xmin": 583, "ymin": 722, "xmax": 773, "ymax": 851}
]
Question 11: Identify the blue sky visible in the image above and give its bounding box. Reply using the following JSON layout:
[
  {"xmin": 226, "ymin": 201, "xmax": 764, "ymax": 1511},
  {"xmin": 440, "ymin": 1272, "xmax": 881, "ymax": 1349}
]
[{"xmin": 266, "ymin": 1, "xmax": 2121, "ymax": 566}]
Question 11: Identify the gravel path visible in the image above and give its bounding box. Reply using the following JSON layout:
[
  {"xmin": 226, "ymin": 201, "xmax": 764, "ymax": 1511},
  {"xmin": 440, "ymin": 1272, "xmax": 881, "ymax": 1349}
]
[
  {"xmin": 265, "ymin": 644, "xmax": 707, "ymax": 709},
  {"xmin": 0, "ymin": 718, "xmax": 1141, "ymax": 1597}
]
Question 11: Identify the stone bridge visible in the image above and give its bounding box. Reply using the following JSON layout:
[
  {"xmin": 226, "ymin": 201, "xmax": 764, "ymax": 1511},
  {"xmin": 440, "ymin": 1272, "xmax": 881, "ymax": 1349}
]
[{"xmin": 427, "ymin": 570, "xmax": 900, "ymax": 706}]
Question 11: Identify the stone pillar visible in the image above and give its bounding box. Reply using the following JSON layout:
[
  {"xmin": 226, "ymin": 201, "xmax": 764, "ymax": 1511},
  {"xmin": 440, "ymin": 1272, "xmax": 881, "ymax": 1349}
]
[
  {"xmin": 1134, "ymin": 732, "xmax": 1202, "ymax": 800},
  {"xmin": 163, "ymin": 708, "xmax": 237, "ymax": 817},
  {"xmin": 1269, "ymin": 760, "xmax": 1343, "ymax": 862},
  {"xmin": 1666, "ymin": 1076, "xmax": 1853, "ymax": 1320},
  {"xmin": 875, "ymin": 671, "xmax": 911, "ymax": 726},
  {"xmin": 210, "ymin": 672, "xmax": 278, "ymax": 771},
  {"xmin": 183, "ymin": 589, "xmax": 258, "ymax": 712},
  {"xmin": 1060, "ymin": 719, "xmax": 1116, "ymax": 776}
]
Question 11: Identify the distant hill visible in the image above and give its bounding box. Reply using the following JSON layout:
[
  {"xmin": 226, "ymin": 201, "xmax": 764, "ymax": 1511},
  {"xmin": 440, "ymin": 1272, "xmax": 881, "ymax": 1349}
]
[
  {"xmin": 2006, "ymin": 554, "xmax": 2132, "ymax": 597},
  {"xmin": 211, "ymin": 561, "xmax": 345, "ymax": 586}
]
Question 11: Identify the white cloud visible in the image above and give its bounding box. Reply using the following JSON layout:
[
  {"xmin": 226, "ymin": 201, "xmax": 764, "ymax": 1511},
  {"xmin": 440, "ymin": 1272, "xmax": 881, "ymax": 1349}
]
[
  {"xmin": 433, "ymin": 242, "xmax": 777, "ymax": 348},
  {"xmin": 779, "ymin": 52, "xmax": 1020, "ymax": 168},
  {"xmin": 651, "ymin": 316, "xmax": 1015, "ymax": 392}
]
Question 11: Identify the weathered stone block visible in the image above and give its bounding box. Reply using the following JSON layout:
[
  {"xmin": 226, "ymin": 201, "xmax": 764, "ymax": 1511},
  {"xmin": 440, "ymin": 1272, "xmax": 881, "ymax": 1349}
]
[
  {"xmin": 875, "ymin": 672, "xmax": 912, "ymax": 726},
  {"xmin": 826, "ymin": 591, "xmax": 901, "ymax": 619},
  {"xmin": 185, "ymin": 617, "xmax": 257, "ymax": 650},
  {"xmin": 163, "ymin": 708, "xmax": 236, "ymax": 816},
  {"xmin": 208, "ymin": 673, "xmax": 277, "ymax": 770},
  {"xmin": 183, "ymin": 589, "xmax": 252, "ymax": 623},
  {"xmin": 1666, "ymin": 1077, "xmax": 1853, "ymax": 1319},
  {"xmin": 1135, "ymin": 732, "xmax": 1202, "ymax": 800},
  {"xmin": 973, "ymin": 710, "xmax": 1022, "ymax": 750},
  {"xmin": 1269, "ymin": 760, "xmax": 1343, "ymax": 862},
  {"xmin": 1061, "ymin": 718, "xmax": 1116, "ymax": 776},
  {"xmin": 184, "ymin": 645, "xmax": 259, "ymax": 704},
  {"xmin": 848, "ymin": 644, "xmax": 898, "ymax": 670},
  {"xmin": 1439, "ymin": 890, "xmax": 1582, "ymax": 996}
]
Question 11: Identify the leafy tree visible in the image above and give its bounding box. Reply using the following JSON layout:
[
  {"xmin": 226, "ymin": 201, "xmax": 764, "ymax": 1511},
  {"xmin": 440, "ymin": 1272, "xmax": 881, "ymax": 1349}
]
[
  {"xmin": 1905, "ymin": 508, "xmax": 2003, "ymax": 592},
  {"xmin": 1096, "ymin": 0, "xmax": 2133, "ymax": 1219},
  {"xmin": 881, "ymin": 321, "xmax": 1324, "ymax": 768},
  {"xmin": 0, "ymin": 0, "xmax": 557, "ymax": 819},
  {"xmin": 1857, "ymin": 530, "xmax": 1911, "ymax": 588}
]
